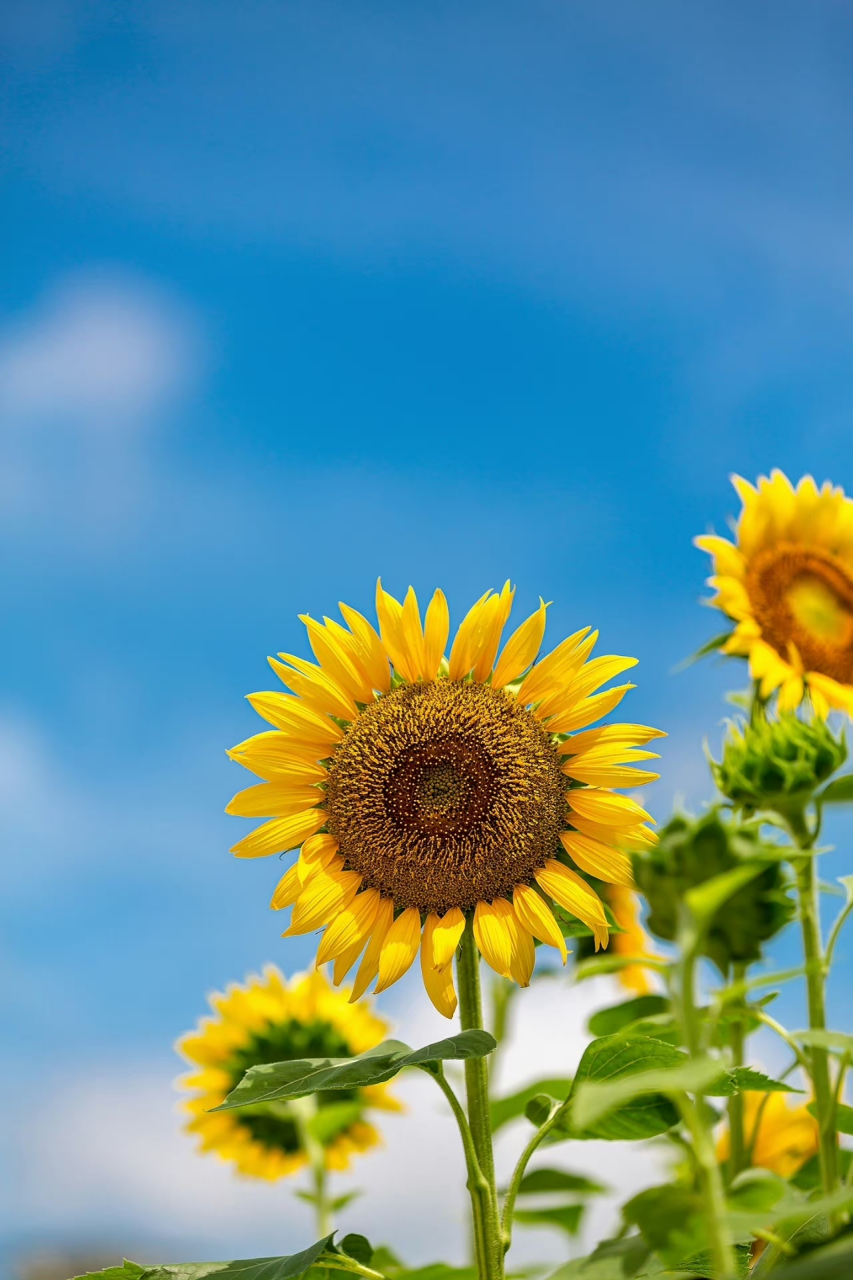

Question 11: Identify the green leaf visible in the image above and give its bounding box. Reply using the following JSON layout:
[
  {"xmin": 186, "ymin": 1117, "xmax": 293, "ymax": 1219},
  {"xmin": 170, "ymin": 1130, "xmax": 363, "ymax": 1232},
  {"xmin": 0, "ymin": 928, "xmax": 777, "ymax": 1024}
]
[
  {"xmin": 72, "ymin": 1266, "xmax": 147, "ymax": 1280},
  {"xmin": 339, "ymin": 1236, "xmax": 373, "ymax": 1267},
  {"xmin": 794, "ymin": 1029, "xmax": 853, "ymax": 1054},
  {"xmin": 816, "ymin": 773, "xmax": 853, "ymax": 804},
  {"xmin": 490, "ymin": 1078, "xmax": 573, "ymax": 1133},
  {"xmin": 382, "ymin": 1267, "xmax": 477, "ymax": 1280},
  {"xmin": 673, "ymin": 631, "xmax": 733, "ymax": 672},
  {"xmin": 517, "ymin": 1167, "xmax": 607, "ymax": 1196},
  {"xmin": 791, "ymin": 1147, "xmax": 853, "ymax": 1190},
  {"xmin": 514, "ymin": 1203, "xmax": 585, "ymax": 1236},
  {"xmin": 217, "ymin": 1033, "xmax": 496, "ymax": 1110},
  {"xmin": 573, "ymin": 1057, "xmax": 723, "ymax": 1131},
  {"xmin": 573, "ymin": 954, "xmax": 663, "ymax": 983},
  {"xmin": 684, "ymin": 861, "xmax": 772, "ymax": 928},
  {"xmin": 807, "ymin": 1100, "xmax": 853, "ymax": 1135},
  {"xmin": 139, "ymin": 1238, "xmax": 336, "ymax": 1280},
  {"xmin": 567, "ymin": 1035, "xmax": 685, "ymax": 1140},
  {"xmin": 727, "ymin": 1167, "xmax": 788, "ymax": 1212},
  {"xmin": 588, "ymin": 996, "xmax": 670, "ymax": 1037},
  {"xmin": 308, "ymin": 1101, "xmax": 364, "ymax": 1144},
  {"xmin": 623, "ymin": 1183, "xmax": 707, "ymax": 1268},
  {"xmin": 717, "ymin": 1067, "xmax": 803, "ymax": 1096},
  {"xmin": 768, "ymin": 1236, "xmax": 853, "ymax": 1280},
  {"xmin": 525, "ymin": 1094, "xmax": 558, "ymax": 1127}
]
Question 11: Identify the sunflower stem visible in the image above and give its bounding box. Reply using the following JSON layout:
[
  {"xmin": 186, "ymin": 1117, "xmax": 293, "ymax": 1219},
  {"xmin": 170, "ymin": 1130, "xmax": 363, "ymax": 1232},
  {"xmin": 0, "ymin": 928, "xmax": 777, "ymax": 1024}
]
[
  {"xmin": 457, "ymin": 921, "xmax": 504, "ymax": 1280},
  {"xmin": 727, "ymin": 960, "xmax": 748, "ymax": 1181},
  {"xmin": 789, "ymin": 814, "xmax": 839, "ymax": 1204}
]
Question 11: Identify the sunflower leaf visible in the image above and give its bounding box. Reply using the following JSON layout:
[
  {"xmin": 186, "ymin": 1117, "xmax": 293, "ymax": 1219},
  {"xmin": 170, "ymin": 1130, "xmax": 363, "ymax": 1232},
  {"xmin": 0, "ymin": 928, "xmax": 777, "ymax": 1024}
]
[
  {"xmin": 587, "ymin": 996, "xmax": 670, "ymax": 1037},
  {"xmin": 491, "ymin": 1077, "xmax": 573, "ymax": 1132},
  {"xmin": 72, "ymin": 1266, "xmax": 147, "ymax": 1279},
  {"xmin": 215, "ymin": 1032, "xmax": 496, "ymax": 1110},
  {"xmin": 93, "ymin": 1237, "xmax": 339, "ymax": 1280},
  {"xmin": 564, "ymin": 1035, "xmax": 685, "ymax": 1140},
  {"xmin": 516, "ymin": 1167, "xmax": 607, "ymax": 1196},
  {"xmin": 514, "ymin": 1203, "xmax": 586, "ymax": 1236}
]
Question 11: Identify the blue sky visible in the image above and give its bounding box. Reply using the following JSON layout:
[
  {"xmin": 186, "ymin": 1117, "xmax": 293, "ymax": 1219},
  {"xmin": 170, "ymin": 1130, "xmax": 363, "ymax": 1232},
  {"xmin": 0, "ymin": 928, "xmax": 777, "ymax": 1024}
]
[{"xmin": 1, "ymin": 0, "xmax": 851, "ymax": 1271}]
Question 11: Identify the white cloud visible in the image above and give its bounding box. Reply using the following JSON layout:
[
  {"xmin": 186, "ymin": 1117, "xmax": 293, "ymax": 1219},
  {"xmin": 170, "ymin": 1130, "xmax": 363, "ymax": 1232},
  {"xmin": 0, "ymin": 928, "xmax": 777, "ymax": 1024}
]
[{"xmin": 0, "ymin": 271, "xmax": 199, "ymax": 528}]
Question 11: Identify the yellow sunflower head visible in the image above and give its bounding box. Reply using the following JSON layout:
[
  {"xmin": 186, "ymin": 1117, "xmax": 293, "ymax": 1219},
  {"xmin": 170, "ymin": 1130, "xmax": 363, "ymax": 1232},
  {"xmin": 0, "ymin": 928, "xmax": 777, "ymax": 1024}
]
[
  {"xmin": 696, "ymin": 470, "xmax": 853, "ymax": 717},
  {"xmin": 226, "ymin": 582, "xmax": 664, "ymax": 1017},
  {"xmin": 175, "ymin": 966, "xmax": 398, "ymax": 1180},
  {"xmin": 717, "ymin": 1091, "xmax": 819, "ymax": 1180}
]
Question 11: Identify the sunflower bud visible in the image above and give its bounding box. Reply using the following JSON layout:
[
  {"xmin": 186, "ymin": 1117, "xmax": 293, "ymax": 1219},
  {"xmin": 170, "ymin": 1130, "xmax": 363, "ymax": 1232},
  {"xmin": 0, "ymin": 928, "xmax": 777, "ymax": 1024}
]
[
  {"xmin": 712, "ymin": 713, "xmax": 846, "ymax": 816},
  {"xmin": 633, "ymin": 811, "xmax": 794, "ymax": 974}
]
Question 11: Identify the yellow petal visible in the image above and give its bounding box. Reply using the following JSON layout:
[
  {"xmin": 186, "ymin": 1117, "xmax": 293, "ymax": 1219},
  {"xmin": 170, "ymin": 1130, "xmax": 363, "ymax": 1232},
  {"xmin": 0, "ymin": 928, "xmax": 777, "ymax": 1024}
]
[
  {"xmin": 512, "ymin": 883, "xmax": 567, "ymax": 963},
  {"xmin": 694, "ymin": 534, "xmax": 746, "ymax": 580},
  {"xmin": 567, "ymin": 788, "xmax": 653, "ymax": 827},
  {"xmin": 375, "ymin": 907, "xmax": 422, "ymax": 993},
  {"xmin": 270, "ymin": 863, "xmax": 302, "ymax": 909},
  {"xmin": 559, "ymin": 723, "xmax": 666, "ymax": 755},
  {"xmin": 273, "ymin": 654, "xmax": 359, "ymax": 721},
  {"xmin": 332, "ymin": 933, "xmax": 369, "ymax": 986},
  {"xmin": 563, "ymin": 762, "xmax": 660, "ymax": 788},
  {"xmin": 421, "ymin": 915, "xmax": 458, "ymax": 1018},
  {"xmin": 447, "ymin": 590, "xmax": 493, "ymax": 679},
  {"xmin": 516, "ymin": 628, "xmax": 595, "ymax": 706},
  {"xmin": 560, "ymin": 830, "xmax": 634, "ymax": 886},
  {"xmin": 505, "ymin": 905, "xmax": 535, "ymax": 986},
  {"xmin": 300, "ymin": 614, "xmax": 375, "ymax": 703},
  {"xmin": 375, "ymin": 581, "xmax": 416, "ymax": 681},
  {"xmin": 227, "ymin": 731, "xmax": 330, "ymax": 782},
  {"xmin": 230, "ymin": 808, "xmax": 326, "ymax": 859},
  {"xmin": 338, "ymin": 602, "xmax": 392, "ymax": 694},
  {"xmin": 473, "ymin": 900, "xmax": 513, "ymax": 978},
  {"xmin": 545, "ymin": 654, "xmax": 639, "ymax": 717},
  {"xmin": 431, "ymin": 906, "xmax": 466, "ymax": 969},
  {"xmin": 301, "ymin": 832, "xmax": 340, "ymax": 865},
  {"xmin": 246, "ymin": 691, "xmax": 344, "ymax": 744},
  {"xmin": 316, "ymin": 889, "xmax": 382, "ymax": 965},
  {"xmin": 492, "ymin": 598, "xmax": 548, "ymax": 688},
  {"xmin": 423, "ymin": 589, "xmax": 450, "ymax": 679},
  {"xmin": 225, "ymin": 782, "xmax": 323, "ymax": 817},
  {"xmin": 284, "ymin": 862, "xmax": 362, "ymax": 934},
  {"xmin": 401, "ymin": 586, "xmax": 427, "ymax": 680},
  {"xmin": 349, "ymin": 897, "xmax": 395, "ymax": 1001},
  {"xmin": 535, "ymin": 859, "xmax": 610, "ymax": 949},
  {"xmin": 472, "ymin": 583, "xmax": 516, "ymax": 682},
  {"xmin": 540, "ymin": 683, "xmax": 635, "ymax": 734},
  {"xmin": 807, "ymin": 672, "xmax": 853, "ymax": 717}
]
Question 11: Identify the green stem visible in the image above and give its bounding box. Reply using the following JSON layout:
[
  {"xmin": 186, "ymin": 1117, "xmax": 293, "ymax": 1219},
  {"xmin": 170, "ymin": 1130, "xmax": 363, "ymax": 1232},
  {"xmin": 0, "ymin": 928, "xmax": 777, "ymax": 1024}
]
[
  {"xmin": 291, "ymin": 1097, "xmax": 333, "ymax": 1239},
  {"xmin": 501, "ymin": 1098, "xmax": 568, "ymax": 1250},
  {"xmin": 790, "ymin": 818, "xmax": 839, "ymax": 1200},
  {"xmin": 312, "ymin": 1160, "xmax": 332, "ymax": 1240},
  {"xmin": 457, "ymin": 921, "xmax": 504, "ymax": 1280},
  {"xmin": 675, "ymin": 918, "xmax": 739, "ymax": 1280},
  {"xmin": 727, "ymin": 961, "xmax": 748, "ymax": 1181}
]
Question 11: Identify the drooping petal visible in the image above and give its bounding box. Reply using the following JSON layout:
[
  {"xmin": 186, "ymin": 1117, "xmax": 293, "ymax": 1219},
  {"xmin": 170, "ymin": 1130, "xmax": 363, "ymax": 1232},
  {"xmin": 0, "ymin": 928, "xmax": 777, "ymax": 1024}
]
[
  {"xmin": 300, "ymin": 832, "xmax": 340, "ymax": 865},
  {"xmin": 230, "ymin": 808, "xmax": 326, "ymax": 859},
  {"xmin": 513, "ymin": 883, "xmax": 568, "ymax": 963},
  {"xmin": 505, "ymin": 906, "xmax": 536, "ymax": 986},
  {"xmin": 492, "ymin": 598, "xmax": 548, "ymax": 688},
  {"xmin": 375, "ymin": 907, "xmax": 422, "ymax": 993},
  {"xmin": 349, "ymin": 897, "xmax": 395, "ymax": 1001},
  {"xmin": 316, "ymin": 889, "xmax": 382, "ymax": 965},
  {"xmin": 421, "ymin": 914, "xmax": 458, "ymax": 1018},
  {"xmin": 431, "ymin": 905, "xmax": 466, "ymax": 969},
  {"xmin": 473, "ymin": 900, "xmax": 513, "ymax": 977},
  {"xmin": 535, "ymin": 859, "xmax": 610, "ymax": 949}
]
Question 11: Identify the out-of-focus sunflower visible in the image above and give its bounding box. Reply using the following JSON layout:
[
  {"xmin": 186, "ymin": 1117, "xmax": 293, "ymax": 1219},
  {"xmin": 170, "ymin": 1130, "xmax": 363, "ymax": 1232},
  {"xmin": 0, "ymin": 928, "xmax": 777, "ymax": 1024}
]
[
  {"xmin": 696, "ymin": 471, "xmax": 853, "ymax": 717},
  {"xmin": 606, "ymin": 883, "xmax": 657, "ymax": 995},
  {"xmin": 717, "ymin": 1091, "xmax": 819, "ymax": 1179},
  {"xmin": 226, "ymin": 582, "xmax": 663, "ymax": 1016},
  {"xmin": 176, "ymin": 966, "xmax": 398, "ymax": 1180}
]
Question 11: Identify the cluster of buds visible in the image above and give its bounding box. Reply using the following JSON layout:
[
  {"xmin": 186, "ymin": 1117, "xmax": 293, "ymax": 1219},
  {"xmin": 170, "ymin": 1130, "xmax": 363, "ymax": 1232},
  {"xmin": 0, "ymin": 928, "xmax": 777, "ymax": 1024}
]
[
  {"xmin": 712, "ymin": 713, "xmax": 846, "ymax": 816},
  {"xmin": 633, "ymin": 810, "xmax": 794, "ymax": 974}
]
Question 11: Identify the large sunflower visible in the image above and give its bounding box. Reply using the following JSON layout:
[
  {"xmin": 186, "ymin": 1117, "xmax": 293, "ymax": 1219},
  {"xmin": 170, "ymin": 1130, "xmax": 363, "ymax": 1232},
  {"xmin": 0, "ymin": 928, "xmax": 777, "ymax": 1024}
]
[
  {"xmin": 696, "ymin": 471, "xmax": 853, "ymax": 717},
  {"xmin": 226, "ymin": 582, "xmax": 663, "ymax": 1017},
  {"xmin": 176, "ymin": 966, "xmax": 397, "ymax": 1180}
]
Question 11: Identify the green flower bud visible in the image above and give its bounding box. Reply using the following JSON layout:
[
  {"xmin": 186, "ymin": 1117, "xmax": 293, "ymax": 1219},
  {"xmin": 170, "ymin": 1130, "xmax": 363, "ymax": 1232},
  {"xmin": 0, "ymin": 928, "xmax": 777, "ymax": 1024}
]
[
  {"xmin": 633, "ymin": 810, "xmax": 795, "ymax": 974},
  {"xmin": 712, "ymin": 713, "xmax": 847, "ymax": 816}
]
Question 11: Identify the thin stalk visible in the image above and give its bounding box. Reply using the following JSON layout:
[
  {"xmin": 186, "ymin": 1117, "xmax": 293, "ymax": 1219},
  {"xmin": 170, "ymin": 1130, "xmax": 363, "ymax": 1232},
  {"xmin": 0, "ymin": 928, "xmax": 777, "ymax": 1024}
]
[
  {"xmin": 501, "ymin": 1098, "xmax": 568, "ymax": 1250},
  {"xmin": 312, "ymin": 1161, "xmax": 332, "ymax": 1239},
  {"xmin": 790, "ymin": 812, "xmax": 839, "ymax": 1199},
  {"xmin": 428, "ymin": 1065, "xmax": 490, "ymax": 1280},
  {"xmin": 291, "ymin": 1096, "xmax": 333, "ymax": 1239},
  {"xmin": 457, "ymin": 921, "xmax": 504, "ymax": 1280},
  {"xmin": 674, "ymin": 920, "xmax": 739, "ymax": 1280},
  {"xmin": 727, "ymin": 960, "xmax": 748, "ymax": 1181}
]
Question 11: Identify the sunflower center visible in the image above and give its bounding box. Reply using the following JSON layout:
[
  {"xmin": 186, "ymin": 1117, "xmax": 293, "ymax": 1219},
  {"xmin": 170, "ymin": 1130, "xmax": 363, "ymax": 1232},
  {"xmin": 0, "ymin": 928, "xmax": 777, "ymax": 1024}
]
[
  {"xmin": 325, "ymin": 679, "xmax": 566, "ymax": 914},
  {"xmin": 746, "ymin": 544, "xmax": 853, "ymax": 683}
]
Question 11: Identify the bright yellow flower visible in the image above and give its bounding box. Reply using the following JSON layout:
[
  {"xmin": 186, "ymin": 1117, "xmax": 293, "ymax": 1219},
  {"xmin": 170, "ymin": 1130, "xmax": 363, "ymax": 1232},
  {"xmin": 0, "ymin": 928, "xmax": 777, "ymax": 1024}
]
[
  {"xmin": 175, "ymin": 966, "xmax": 398, "ymax": 1180},
  {"xmin": 717, "ymin": 1091, "xmax": 819, "ymax": 1179},
  {"xmin": 696, "ymin": 471, "xmax": 853, "ymax": 717},
  {"xmin": 226, "ymin": 582, "xmax": 663, "ymax": 1017}
]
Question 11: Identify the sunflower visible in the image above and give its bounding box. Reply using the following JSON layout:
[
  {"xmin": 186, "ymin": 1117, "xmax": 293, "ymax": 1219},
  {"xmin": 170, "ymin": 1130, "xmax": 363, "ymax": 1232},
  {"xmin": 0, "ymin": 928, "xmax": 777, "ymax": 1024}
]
[
  {"xmin": 176, "ymin": 966, "xmax": 398, "ymax": 1180},
  {"xmin": 696, "ymin": 471, "xmax": 853, "ymax": 717},
  {"xmin": 226, "ymin": 582, "xmax": 663, "ymax": 1017},
  {"xmin": 717, "ymin": 1091, "xmax": 819, "ymax": 1179}
]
